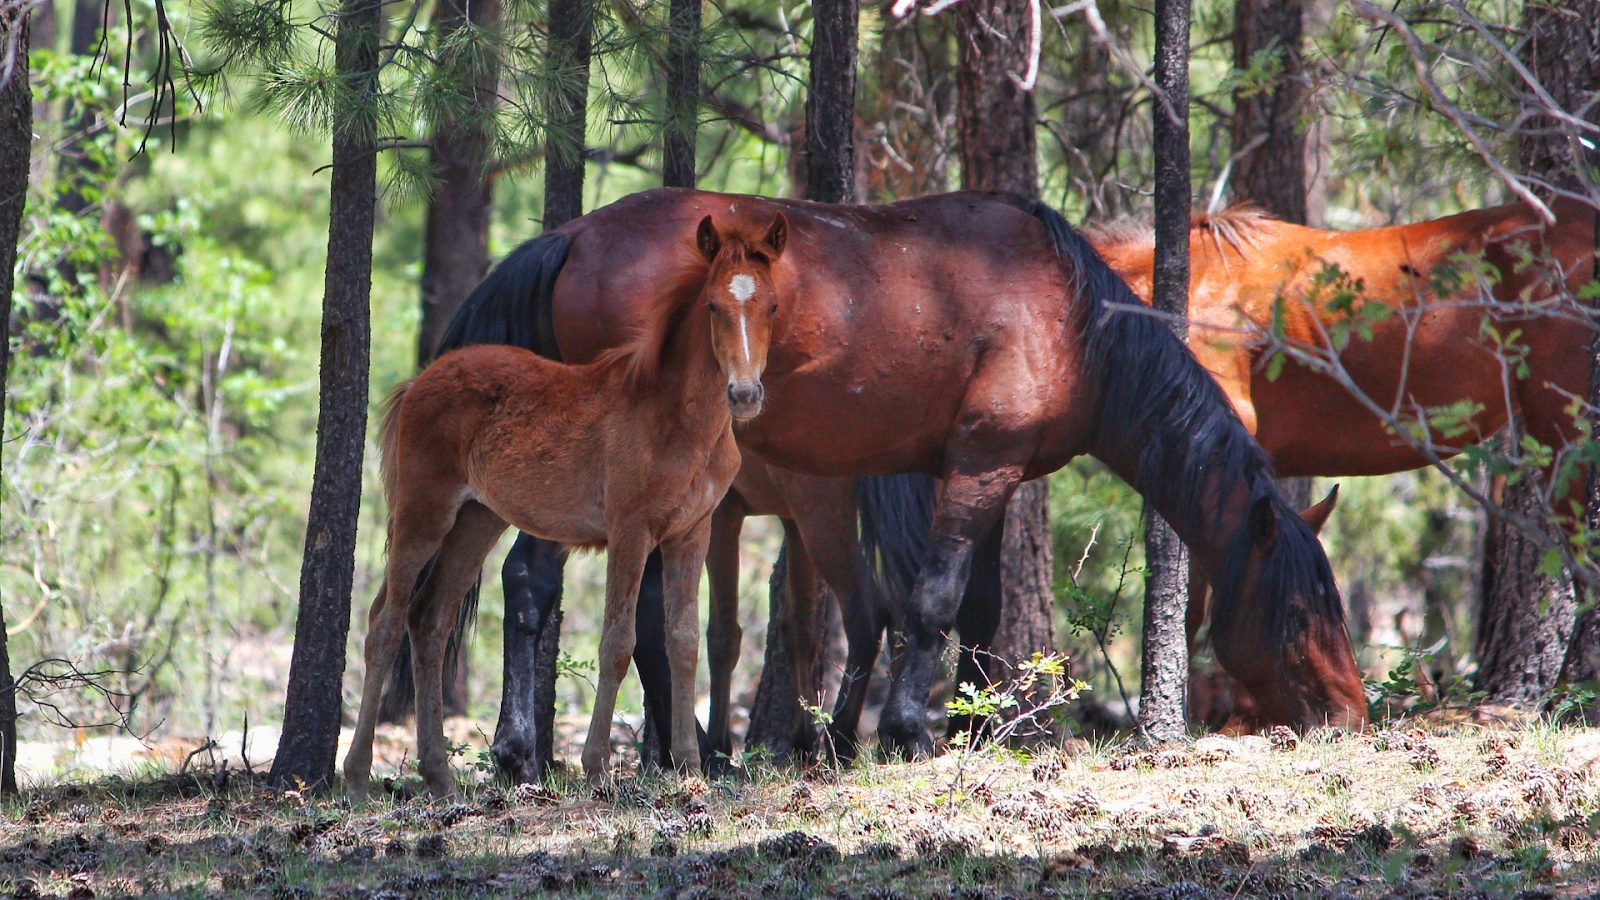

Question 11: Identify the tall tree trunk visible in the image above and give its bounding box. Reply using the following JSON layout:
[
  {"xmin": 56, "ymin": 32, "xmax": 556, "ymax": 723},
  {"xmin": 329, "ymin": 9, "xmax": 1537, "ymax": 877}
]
[
  {"xmin": 743, "ymin": 0, "xmax": 857, "ymax": 756},
  {"xmin": 1475, "ymin": 0, "xmax": 1600, "ymax": 708},
  {"xmin": 0, "ymin": 9, "xmax": 32, "ymax": 796},
  {"xmin": 1230, "ymin": 0, "xmax": 1311, "ymax": 511},
  {"xmin": 269, "ymin": 0, "xmax": 381, "ymax": 792},
  {"xmin": 1141, "ymin": 0, "xmax": 1191, "ymax": 744},
  {"xmin": 497, "ymin": 0, "xmax": 594, "ymax": 778},
  {"xmin": 953, "ymin": 0, "xmax": 1057, "ymax": 735},
  {"xmin": 661, "ymin": 0, "xmax": 700, "ymax": 188},
  {"xmin": 379, "ymin": 0, "xmax": 502, "ymax": 726}
]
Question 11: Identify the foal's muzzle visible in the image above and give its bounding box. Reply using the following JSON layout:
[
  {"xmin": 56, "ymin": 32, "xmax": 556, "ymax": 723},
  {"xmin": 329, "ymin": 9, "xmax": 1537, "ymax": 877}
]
[{"xmin": 727, "ymin": 381, "xmax": 765, "ymax": 419}]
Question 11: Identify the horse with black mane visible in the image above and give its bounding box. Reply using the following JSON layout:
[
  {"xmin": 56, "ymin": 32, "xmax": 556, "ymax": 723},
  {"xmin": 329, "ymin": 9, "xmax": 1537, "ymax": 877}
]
[{"xmin": 429, "ymin": 188, "xmax": 1364, "ymax": 781}]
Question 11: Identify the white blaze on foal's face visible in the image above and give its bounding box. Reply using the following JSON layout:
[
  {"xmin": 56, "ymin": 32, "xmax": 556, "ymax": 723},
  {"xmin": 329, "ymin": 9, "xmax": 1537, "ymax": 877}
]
[{"xmin": 695, "ymin": 213, "xmax": 788, "ymax": 419}]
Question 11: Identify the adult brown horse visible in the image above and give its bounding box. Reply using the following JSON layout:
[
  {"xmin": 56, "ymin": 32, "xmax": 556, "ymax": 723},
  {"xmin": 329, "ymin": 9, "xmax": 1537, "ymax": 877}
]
[
  {"xmin": 437, "ymin": 187, "xmax": 1364, "ymax": 774},
  {"xmin": 1088, "ymin": 199, "xmax": 1595, "ymax": 728}
]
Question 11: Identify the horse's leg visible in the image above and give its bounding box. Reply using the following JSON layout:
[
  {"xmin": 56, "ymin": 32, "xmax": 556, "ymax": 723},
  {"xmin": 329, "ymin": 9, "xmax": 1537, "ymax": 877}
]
[
  {"xmin": 344, "ymin": 512, "xmax": 458, "ymax": 800},
  {"xmin": 661, "ymin": 520, "xmax": 714, "ymax": 773},
  {"xmin": 705, "ymin": 494, "xmax": 747, "ymax": 764},
  {"xmin": 948, "ymin": 521, "xmax": 1003, "ymax": 744},
  {"xmin": 630, "ymin": 550, "xmax": 673, "ymax": 768},
  {"xmin": 878, "ymin": 467, "xmax": 1019, "ymax": 759},
  {"xmin": 789, "ymin": 488, "xmax": 879, "ymax": 762},
  {"xmin": 779, "ymin": 518, "xmax": 822, "ymax": 756},
  {"xmin": 410, "ymin": 502, "xmax": 509, "ymax": 796},
  {"xmin": 490, "ymin": 533, "xmax": 567, "ymax": 784},
  {"xmin": 583, "ymin": 532, "xmax": 651, "ymax": 784}
]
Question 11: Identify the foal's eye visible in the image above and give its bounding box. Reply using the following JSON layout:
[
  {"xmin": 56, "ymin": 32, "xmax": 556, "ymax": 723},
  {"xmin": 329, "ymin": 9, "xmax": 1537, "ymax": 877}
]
[
  {"xmin": 706, "ymin": 302, "xmax": 716, "ymax": 312},
  {"xmin": 769, "ymin": 303, "xmax": 778, "ymax": 314}
]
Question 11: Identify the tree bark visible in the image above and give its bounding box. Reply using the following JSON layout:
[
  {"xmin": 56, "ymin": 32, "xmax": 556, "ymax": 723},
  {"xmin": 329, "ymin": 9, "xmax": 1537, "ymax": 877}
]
[
  {"xmin": 1474, "ymin": 0, "xmax": 1600, "ymax": 707},
  {"xmin": 743, "ymin": 0, "xmax": 858, "ymax": 756},
  {"xmin": 270, "ymin": 0, "xmax": 381, "ymax": 792},
  {"xmin": 544, "ymin": 0, "xmax": 592, "ymax": 228},
  {"xmin": 803, "ymin": 0, "xmax": 858, "ymax": 204},
  {"xmin": 378, "ymin": 0, "xmax": 502, "ymax": 726},
  {"xmin": 662, "ymin": 0, "xmax": 700, "ymax": 188},
  {"xmin": 1141, "ymin": 0, "xmax": 1191, "ymax": 744},
  {"xmin": 954, "ymin": 0, "xmax": 1057, "ymax": 731},
  {"xmin": 0, "ymin": 9, "xmax": 32, "ymax": 796}
]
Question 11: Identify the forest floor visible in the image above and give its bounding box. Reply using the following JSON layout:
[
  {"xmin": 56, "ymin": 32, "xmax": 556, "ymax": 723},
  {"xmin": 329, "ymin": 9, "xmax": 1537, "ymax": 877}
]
[{"xmin": 2, "ymin": 722, "xmax": 1599, "ymax": 900}]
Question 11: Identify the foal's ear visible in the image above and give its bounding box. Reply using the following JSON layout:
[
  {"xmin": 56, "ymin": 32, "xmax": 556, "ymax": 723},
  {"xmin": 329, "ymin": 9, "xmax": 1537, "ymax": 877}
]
[
  {"xmin": 762, "ymin": 213, "xmax": 789, "ymax": 258},
  {"xmin": 697, "ymin": 215, "xmax": 721, "ymax": 261},
  {"xmin": 1298, "ymin": 484, "xmax": 1339, "ymax": 536},
  {"xmin": 1248, "ymin": 495, "xmax": 1278, "ymax": 547}
]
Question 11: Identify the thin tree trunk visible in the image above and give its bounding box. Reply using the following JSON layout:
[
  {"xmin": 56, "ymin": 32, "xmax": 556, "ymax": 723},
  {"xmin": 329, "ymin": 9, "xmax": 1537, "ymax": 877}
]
[
  {"xmin": 1230, "ymin": 0, "xmax": 1312, "ymax": 511},
  {"xmin": 1141, "ymin": 0, "xmax": 1191, "ymax": 744},
  {"xmin": 1476, "ymin": 0, "xmax": 1600, "ymax": 708},
  {"xmin": 502, "ymin": 0, "xmax": 594, "ymax": 777},
  {"xmin": 661, "ymin": 0, "xmax": 700, "ymax": 188},
  {"xmin": 803, "ymin": 0, "xmax": 857, "ymax": 204},
  {"xmin": 743, "ymin": 0, "xmax": 858, "ymax": 755},
  {"xmin": 380, "ymin": 0, "xmax": 501, "ymax": 726},
  {"xmin": 0, "ymin": 9, "xmax": 32, "ymax": 796},
  {"xmin": 954, "ymin": 0, "xmax": 1057, "ymax": 736},
  {"xmin": 270, "ymin": 0, "xmax": 381, "ymax": 792}
]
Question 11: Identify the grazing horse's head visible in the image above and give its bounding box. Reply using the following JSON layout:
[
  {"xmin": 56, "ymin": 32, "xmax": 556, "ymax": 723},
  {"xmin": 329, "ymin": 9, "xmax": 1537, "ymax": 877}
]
[
  {"xmin": 1210, "ymin": 485, "xmax": 1368, "ymax": 731},
  {"xmin": 695, "ymin": 213, "xmax": 787, "ymax": 419}
]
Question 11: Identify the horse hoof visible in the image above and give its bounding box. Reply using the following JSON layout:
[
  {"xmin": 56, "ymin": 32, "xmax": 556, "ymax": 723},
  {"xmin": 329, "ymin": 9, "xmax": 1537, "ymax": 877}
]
[{"xmin": 491, "ymin": 736, "xmax": 542, "ymax": 785}]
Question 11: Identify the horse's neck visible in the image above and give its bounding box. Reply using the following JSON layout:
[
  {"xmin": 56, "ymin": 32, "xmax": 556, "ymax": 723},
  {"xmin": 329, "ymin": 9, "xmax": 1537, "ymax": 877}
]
[{"xmin": 646, "ymin": 312, "xmax": 727, "ymax": 427}]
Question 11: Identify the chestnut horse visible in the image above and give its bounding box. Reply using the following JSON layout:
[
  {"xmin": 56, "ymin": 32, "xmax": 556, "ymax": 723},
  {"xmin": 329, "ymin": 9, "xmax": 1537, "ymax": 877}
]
[
  {"xmin": 439, "ymin": 188, "xmax": 1364, "ymax": 773},
  {"xmin": 343, "ymin": 214, "xmax": 784, "ymax": 795},
  {"xmin": 1088, "ymin": 199, "xmax": 1595, "ymax": 727}
]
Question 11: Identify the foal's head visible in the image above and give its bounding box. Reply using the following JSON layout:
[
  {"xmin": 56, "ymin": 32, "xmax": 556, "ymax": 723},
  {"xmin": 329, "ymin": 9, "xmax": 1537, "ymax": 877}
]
[{"xmin": 696, "ymin": 213, "xmax": 787, "ymax": 419}]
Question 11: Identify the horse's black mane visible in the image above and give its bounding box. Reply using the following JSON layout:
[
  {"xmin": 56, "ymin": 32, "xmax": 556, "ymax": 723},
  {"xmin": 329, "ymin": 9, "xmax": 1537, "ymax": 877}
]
[{"xmin": 1025, "ymin": 201, "xmax": 1345, "ymax": 650}]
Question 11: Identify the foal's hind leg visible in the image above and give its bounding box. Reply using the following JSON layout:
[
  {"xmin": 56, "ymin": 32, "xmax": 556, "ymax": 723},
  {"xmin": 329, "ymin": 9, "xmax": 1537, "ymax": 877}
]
[
  {"xmin": 410, "ymin": 501, "xmax": 508, "ymax": 796},
  {"xmin": 705, "ymin": 495, "xmax": 747, "ymax": 765},
  {"xmin": 345, "ymin": 528, "xmax": 455, "ymax": 800},
  {"xmin": 662, "ymin": 520, "xmax": 714, "ymax": 774}
]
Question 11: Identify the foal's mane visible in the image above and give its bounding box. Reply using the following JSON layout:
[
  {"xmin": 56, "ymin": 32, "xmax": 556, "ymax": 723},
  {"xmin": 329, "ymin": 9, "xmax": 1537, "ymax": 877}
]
[{"xmin": 594, "ymin": 230, "xmax": 775, "ymax": 389}]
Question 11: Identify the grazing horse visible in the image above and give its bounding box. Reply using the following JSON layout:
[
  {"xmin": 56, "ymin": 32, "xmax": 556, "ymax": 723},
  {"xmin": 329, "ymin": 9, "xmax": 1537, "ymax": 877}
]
[
  {"xmin": 1086, "ymin": 199, "xmax": 1595, "ymax": 727},
  {"xmin": 343, "ymin": 214, "xmax": 784, "ymax": 796},
  {"xmin": 439, "ymin": 188, "xmax": 1365, "ymax": 772}
]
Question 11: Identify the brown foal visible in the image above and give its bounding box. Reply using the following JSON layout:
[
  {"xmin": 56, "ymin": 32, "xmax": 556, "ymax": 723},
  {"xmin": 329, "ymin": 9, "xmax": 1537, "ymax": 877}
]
[{"xmin": 342, "ymin": 214, "xmax": 787, "ymax": 797}]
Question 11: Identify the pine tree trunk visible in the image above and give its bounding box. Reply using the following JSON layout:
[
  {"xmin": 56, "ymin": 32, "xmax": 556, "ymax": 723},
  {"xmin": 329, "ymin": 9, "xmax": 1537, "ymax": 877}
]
[
  {"xmin": 0, "ymin": 10, "xmax": 32, "ymax": 796},
  {"xmin": 743, "ymin": 0, "xmax": 858, "ymax": 756},
  {"xmin": 378, "ymin": 0, "xmax": 502, "ymax": 726},
  {"xmin": 1142, "ymin": 0, "xmax": 1191, "ymax": 744},
  {"xmin": 498, "ymin": 0, "xmax": 594, "ymax": 778},
  {"xmin": 803, "ymin": 0, "xmax": 857, "ymax": 204},
  {"xmin": 1476, "ymin": 0, "xmax": 1600, "ymax": 708},
  {"xmin": 1230, "ymin": 0, "xmax": 1312, "ymax": 511},
  {"xmin": 270, "ymin": 0, "xmax": 381, "ymax": 792},
  {"xmin": 954, "ymin": 0, "xmax": 1057, "ymax": 733},
  {"xmin": 661, "ymin": 0, "xmax": 700, "ymax": 188}
]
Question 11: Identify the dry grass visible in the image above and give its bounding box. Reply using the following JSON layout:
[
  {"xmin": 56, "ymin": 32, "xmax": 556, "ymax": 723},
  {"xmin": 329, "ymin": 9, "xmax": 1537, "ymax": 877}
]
[{"xmin": 3, "ymin": 722, "xmax": 1599, "ymax": 900}]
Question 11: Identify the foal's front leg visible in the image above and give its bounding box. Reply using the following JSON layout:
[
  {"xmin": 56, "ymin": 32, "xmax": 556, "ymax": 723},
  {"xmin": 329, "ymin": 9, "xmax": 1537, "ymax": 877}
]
[
  {"xmin": 661, "ymin": 520, "xmax": 714, "ymax": 774},
  {"xmin": 584, "ymin": 532, "xmax": 652, "ymax": 784},
  {"xmin": 878, "ymin": 467, "xmax": 1019, "ymax": 759}
]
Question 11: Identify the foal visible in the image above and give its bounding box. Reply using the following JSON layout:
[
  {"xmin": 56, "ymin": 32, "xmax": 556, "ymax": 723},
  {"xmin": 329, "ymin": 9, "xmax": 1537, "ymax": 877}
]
[{"xmin": 343, "ymin": 214, "xmax": 787, "ymax": 797}]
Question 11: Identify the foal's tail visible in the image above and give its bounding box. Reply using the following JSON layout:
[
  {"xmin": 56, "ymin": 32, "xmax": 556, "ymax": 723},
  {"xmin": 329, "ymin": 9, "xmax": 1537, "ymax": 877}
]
[{"xmin": 377, "ymin": 379, "xmax": 413, "ymax": 524}]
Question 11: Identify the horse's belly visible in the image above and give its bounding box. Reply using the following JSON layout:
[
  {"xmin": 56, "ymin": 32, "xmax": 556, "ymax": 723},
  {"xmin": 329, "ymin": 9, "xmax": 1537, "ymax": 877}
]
[{"xmin": 475, "ymin": 481, "xmax": 608, "ymax": 547}]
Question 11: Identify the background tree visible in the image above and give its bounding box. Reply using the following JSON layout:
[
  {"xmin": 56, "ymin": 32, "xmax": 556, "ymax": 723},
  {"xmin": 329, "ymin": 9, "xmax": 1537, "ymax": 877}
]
[
  {"xmin": 0, "ymin": 4, "xmax": 32, "ymax": 796},
  {"xmin": 952, "ymin": 0, "xmax": 1058, "ymax": 727},
  {"xmin": 269, "ymin": 0, "xmax": 383, "ymax": 790},
  {"xmin": 743, "ymin": 0, "xmax": 858, "ymax": 757},
  {"xmin": 662, "ymin": 0, "xmax": 701, "ymax": 187},
  {"xmin": 1473, "ymin": 0, "xmax": 1600, "ymax": 709},
  {"xmin": 1230, "ymin": 0, "xmax": 1313, "ymax": 512},
  {"xmin": 1142, "ymin": 0, "xmax": 1192, "ymax": 743},
  {"xmin": 379, "ymin": 0, "xmax": 504, "ymax": 726}
]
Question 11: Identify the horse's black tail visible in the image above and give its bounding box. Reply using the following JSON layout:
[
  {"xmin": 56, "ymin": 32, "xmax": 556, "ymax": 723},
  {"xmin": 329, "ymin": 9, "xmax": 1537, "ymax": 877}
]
[
  {"xmin": 854, "ymin": 473, "xmax": 937, "ymax": 611},
  {"xmin": 412, "ymin": 233, "xmax": 572, "ymax": 699}
]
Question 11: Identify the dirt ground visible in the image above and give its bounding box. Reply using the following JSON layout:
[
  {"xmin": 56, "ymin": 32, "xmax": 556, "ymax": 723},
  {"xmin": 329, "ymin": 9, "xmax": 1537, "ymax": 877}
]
[{"xmin": 2, "ymin": 722, "xmax": 1599, "ymax": 900}]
